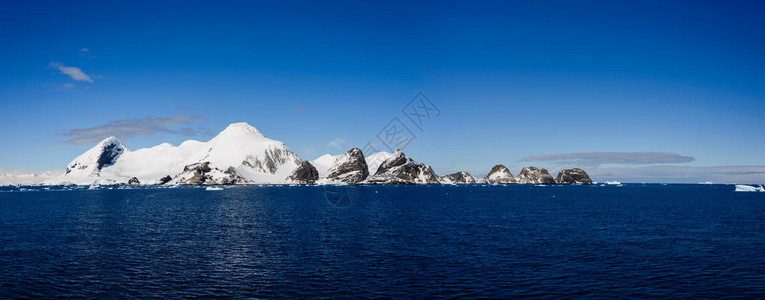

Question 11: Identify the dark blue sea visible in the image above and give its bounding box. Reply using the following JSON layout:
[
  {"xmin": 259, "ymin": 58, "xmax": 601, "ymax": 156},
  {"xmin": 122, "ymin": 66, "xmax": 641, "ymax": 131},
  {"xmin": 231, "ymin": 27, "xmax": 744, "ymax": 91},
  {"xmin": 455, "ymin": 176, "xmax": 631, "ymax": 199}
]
[{"xmin": 1, "ymin": 184, "xmax": 764, "ymax": 298}]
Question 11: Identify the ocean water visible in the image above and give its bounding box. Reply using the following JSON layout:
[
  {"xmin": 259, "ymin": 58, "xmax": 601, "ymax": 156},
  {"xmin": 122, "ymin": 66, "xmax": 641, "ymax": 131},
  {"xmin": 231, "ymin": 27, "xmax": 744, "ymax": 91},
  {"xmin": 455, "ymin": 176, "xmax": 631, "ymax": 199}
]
[{"xmin": 0, "ymin": 184, "xmax": 763, "ymax": 298}]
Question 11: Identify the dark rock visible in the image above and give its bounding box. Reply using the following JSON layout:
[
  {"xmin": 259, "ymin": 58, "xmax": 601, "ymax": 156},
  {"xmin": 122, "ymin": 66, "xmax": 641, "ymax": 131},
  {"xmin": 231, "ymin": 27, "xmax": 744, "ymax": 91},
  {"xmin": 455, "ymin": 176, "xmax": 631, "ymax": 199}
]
[
  {"xmin": 325, "ymin": 148, "xmax": 369, "ymax": 184},
  {"xmin": 241, "ymin": 147, "xmax": 302, "ymax": 174},
  {"xmin": 158, "ymin": 175, "xmax": 172, "ymax": 185},
  {"xmin": 171, "ymin": 162, "xmax": 245, "ymax": 185},
  {"xmin": 517, "ymin": 167, "xmax": 556, "ymax": 184},
  {"xmin": 288, "ymin": 161, "xmax": 319, "ymax": 184},
  {"xmin": 556, "ymin": 168, "xmax": 593, "ymax": 184},
  {"xmin": 180, "ymin": 162, "xmax": 212, "ymax": 185},
  {"xmin": 365, "ymin": 149, "xmax": 439, "ymax": 184},
  {"xmin": 219, "ymin": 167, "xmax": 243, "ymax": 185},
  {"xmin": 65, "ymin": 137, "xmax": 126, "ymax": 175},
  {"xmin": 184, "ymin": 162, "xmax": 212, "ymax": 174},
  {"xmin": 96, "ymin": 142, "xmax": 124, "ymax": 171},
  {"xmin": 127, "ymin": 177, "xmax": 140, "ymax": 185}
]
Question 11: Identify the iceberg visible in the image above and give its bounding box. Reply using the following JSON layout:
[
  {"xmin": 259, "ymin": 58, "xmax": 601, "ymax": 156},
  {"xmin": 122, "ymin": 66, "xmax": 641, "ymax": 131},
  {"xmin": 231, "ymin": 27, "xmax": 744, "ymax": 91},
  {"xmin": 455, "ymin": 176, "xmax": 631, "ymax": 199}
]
[{"xmin": 734, "ymin": 184, "xmax": 764, "ymax": 192}]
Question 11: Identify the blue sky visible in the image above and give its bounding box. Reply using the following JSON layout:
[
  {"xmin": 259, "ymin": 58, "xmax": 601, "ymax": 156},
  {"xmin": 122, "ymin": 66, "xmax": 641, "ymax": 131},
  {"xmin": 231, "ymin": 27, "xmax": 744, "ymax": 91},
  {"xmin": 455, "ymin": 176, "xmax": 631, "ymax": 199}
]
[{"xmin": 1, "ymin": 0, "xmax": 764, "ymax": 182}]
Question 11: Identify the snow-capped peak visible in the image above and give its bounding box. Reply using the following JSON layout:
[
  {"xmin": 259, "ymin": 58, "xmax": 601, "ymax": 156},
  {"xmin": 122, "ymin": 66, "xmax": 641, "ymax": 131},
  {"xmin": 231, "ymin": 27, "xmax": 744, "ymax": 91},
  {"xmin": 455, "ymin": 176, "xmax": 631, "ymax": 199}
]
[
  {"xmin": 63, "ymin": 136, "xmax": 128, "ymax": 178},
  {"xmin": 365, "ymin": 151, "xmax": 393, "ymax": 175},
  {"xmin": 366, "ymin": 149, "xmax": 439, "ymax": 184},
  {"xmin": 215, "ymin": 122, "xmax": 265, "ymax": 138},
  {"xmin": 311, "ymin": 153, "xmax": 339, "ymax": 177},
  {"xmin": 98, "ymin": 136, "xmax": 122, "ymax": 146},
  {"xmin": 485, "ymin": 164, "xmax": 516, "ymax": 184},
  {"xmin": 182, "ymin": 122, "xmax": 301, "ymax": 182},
  {"xmin": 48, "ymin": 122, "xmax": 303, "ymax": 185}
]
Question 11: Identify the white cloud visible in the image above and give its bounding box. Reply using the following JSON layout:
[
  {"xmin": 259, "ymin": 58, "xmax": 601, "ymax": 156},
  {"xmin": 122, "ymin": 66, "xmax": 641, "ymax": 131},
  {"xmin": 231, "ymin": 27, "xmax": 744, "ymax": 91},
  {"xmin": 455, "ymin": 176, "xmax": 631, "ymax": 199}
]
[
  {"xmin": 49, "ymin": 62, "xmax": 93, "ymax": 82},
  {"xmin": 79, "ymin": 48, "xmax": 89, "ymax": 52},
  {"xmin": 327, "ymin": 138, "xmax": 346, "ymax": 149}
]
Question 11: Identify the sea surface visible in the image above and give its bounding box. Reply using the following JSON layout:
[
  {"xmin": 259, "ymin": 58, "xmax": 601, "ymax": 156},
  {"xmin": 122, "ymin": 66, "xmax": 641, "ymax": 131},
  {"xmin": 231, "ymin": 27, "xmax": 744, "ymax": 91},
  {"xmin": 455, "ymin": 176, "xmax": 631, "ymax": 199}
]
[{"xmin": 1, "ymin": 184, "xmax": 764, "ymax": 298}]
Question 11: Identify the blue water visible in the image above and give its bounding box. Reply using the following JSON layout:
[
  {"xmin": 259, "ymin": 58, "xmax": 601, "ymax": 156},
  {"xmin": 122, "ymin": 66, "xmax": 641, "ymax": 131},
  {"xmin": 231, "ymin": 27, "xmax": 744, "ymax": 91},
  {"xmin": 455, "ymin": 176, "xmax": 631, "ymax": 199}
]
[{"xmin": 1, "ymin": 184, "xmax": 764, "ymax": 298}]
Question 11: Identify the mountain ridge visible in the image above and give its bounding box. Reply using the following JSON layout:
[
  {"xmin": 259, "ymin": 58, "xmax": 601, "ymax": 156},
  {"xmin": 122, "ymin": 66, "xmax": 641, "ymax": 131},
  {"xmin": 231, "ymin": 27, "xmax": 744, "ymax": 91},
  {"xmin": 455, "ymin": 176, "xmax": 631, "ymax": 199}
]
[{"xmin": 42, "ymin": 122, "xmax": 593, "ymax": 186}]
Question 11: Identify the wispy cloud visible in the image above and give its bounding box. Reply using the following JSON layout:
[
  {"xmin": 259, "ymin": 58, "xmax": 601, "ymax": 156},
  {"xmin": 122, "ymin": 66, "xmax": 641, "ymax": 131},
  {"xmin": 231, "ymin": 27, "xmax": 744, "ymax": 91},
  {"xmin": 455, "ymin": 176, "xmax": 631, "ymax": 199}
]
[
  {"xmin": 59, "ymin": 115, "xmax": 207, "ymax": 145},
  {"xmin": 523, "ymin": 151, "xmax": 695, "ymax": 167},
  {"xmin": 49, "ymin": 62, "xmax": 93, "ymax": 82},
  {"xmin": 586, "ymin": 165, "xmax": 765, "ymax": 184},
  {"xmin": 78, "ymin": 48, "xmax": 96, "ymax": 59},
  {"xmin": 327, "ymin": 138, "xmax": 346, "ymax": 149}
]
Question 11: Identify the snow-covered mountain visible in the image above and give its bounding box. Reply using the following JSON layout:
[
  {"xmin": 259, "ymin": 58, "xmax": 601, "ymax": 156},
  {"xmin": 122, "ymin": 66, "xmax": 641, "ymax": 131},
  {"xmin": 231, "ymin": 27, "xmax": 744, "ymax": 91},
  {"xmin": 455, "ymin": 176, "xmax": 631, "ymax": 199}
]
[
  {"xmin": 311, "ymin": 151, "xmax": 393, "ymax": 178},
  {"xmin": 365, "ymin": 151, "xmax": 393, "ymax": 175},
  {"xmin": 63, "ymin": 137, "xmax": 127, "ymax": 180},
  {"xmin": 517, "ymin": 166, "xmax": 556, "ymax": 184},
  {"xmin": 311, "ymin": 154, "xmax": 339, "ymax": 178},
  {"xmin": 365, "ymin": 149, "xmax": 439, "ymax": 184},
  {"xmin": 484, "ymin": 164, "xmax": 516, "ymax": 184},
  {"xmin": 46, "ymin": 122, "xmax": 304, "ymax": 185},
  {"xmin": 37, "ymin": 122, "xmax": 594, "ymax": 186},
  {"xmin": 99, "ymin": 140, "xmax": 206, "ymax": 184},
  {"xmin": 439, "ymin": 171, "xmax": 477, "ymax": 184},
  {"xmin": 318, "ymin": 148, "xmax": 369, "ymax": 184}
]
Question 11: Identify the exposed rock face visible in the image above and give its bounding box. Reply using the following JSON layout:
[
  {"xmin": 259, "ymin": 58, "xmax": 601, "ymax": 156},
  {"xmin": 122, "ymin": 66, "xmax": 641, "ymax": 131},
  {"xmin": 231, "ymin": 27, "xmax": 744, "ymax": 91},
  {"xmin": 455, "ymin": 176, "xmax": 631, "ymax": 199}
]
[
  {"xmin": 64, "ymin": 137, "xmax": 126, "ymax": 176},
  {"xmin": 127, "ymin": 177, "xmax": 140, "ymax": 185},
  {"xmin": 158, "ymin": 175, "xmax": 172, "ymax": 185},
  {"xmin": 556, "ymin": 168, "xmax": 593, "ymax": 184},
  {"xmin": 288, "ymin": 161, "xmax": 319, "ymax": 184},
  {"xmin": 168, "ymin": 162, "xmax": 246, "ymax": 185},
  {"xmin": 324, "ymin": 148, "xmax": 369, "ymax": 184},
  {"xmin": 365, "ymin": 149, "xmax": 439, "ymax": 184},
  {"xmin": 440, "ymin": 171, "xmax": 477, "ymax": 184},
  {"xmin": 517, "ymin": 167, "xmax": 556, "ymax": 184},
  {"xmin": 241, "ymin": 147, "xmax": 302, "ymax": 175},
  {"xmin": 484, "ymin": 164, "xmax": 516, "ymax": 184}
]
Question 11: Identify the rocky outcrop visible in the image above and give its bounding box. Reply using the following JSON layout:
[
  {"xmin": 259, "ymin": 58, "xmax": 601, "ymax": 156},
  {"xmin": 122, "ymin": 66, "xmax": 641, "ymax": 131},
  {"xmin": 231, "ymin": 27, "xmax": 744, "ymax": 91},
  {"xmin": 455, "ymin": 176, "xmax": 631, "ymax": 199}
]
[
  {"xmin": 556, "ymin": 168, "xmax": 593, "ymax": 184},
  {"xmin": 517, "ymin": 167, "xmax": 556, "ymax": 184},
  {"xmin": 324, "ymin": 148, "xmax": 369, "ymax": 184},
  {"xmin": 127, "ymin": 177, "xmax": 140, "ymax": 185},
  {"xmin": 288, "ymin": 161, "xmax": 319, "ymax": 184},
  {"xmin": 168, "ymin": 162, "xmax": 246, "ymax": 185},
  {"xmin": 64, "ymin": 137, "xmax": 126, "ymax": 176},
  {"xmin": 158, "ymin": 175, "xmax": 172, "ymax": 185},
  {"xmin": 365, "ymin": 149, "xmax": 439, "ymax": 184},
  {"xmin": 440, "ymin": 171, "xmax": 477, "ymax": 184},
  {"xmin": 484, "ymin": 164, "xmax": 516, "ymax": 184},
  {"xmin": 240, "ymin": 147, "xmax": 302, "ymax": 175}
]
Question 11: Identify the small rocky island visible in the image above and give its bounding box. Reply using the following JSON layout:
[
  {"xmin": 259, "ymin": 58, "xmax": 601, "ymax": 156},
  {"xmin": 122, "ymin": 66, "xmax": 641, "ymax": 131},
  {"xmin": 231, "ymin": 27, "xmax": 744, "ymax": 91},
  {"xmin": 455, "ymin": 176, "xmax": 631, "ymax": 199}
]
[{"xmin": 556, "ymin": 168, "xmax": 594, "ymax": 185}]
